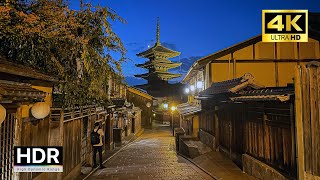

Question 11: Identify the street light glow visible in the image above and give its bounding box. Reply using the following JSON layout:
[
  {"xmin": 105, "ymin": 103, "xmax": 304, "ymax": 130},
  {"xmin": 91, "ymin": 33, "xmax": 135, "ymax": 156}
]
[
  {"xmin": 163, "ymin": 103, "xmax": 168, "ymax": 109},
  {"xmin": 184, "ymin": 87, "xmax": 190, "ymax": 94},
  {"xmin": 190, "ymin": 85, "xmax": 195, "ymax": 91},
  {"xmin": 197, "ymin": 81, "xmax": 203, "ymax": 89},
  {"xmin": 171, "ymin": 106, "xmax": 176, "ymax": 111}
]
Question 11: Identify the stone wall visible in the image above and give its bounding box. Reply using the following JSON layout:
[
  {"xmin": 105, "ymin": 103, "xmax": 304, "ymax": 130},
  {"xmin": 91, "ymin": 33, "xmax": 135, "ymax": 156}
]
[
  {"xmin": 242, "ymin": 154, "xmax": 289, "ymax": 180},
  {"xmin": 199, "ymin": 129, "xmax": 215, "ymax": 149}
]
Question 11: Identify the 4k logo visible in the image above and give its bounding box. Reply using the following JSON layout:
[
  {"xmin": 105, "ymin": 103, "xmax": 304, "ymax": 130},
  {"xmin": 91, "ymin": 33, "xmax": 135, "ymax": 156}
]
[{"xmin": 262, "ymin": 10, "xmax": 308, "ymax": 42}]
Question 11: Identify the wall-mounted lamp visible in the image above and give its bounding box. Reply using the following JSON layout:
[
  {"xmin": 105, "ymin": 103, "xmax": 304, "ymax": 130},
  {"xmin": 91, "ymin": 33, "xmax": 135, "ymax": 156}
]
[{"xmin": 31, "ymin": 102, "xmax": 50, "ymax": 119}]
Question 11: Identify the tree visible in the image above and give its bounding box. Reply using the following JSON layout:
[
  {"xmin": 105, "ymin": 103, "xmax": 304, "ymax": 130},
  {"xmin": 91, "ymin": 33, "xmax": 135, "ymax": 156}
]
[{"xmin": 0, "ymin": 0, "xmax": 127, "ymax": 107}]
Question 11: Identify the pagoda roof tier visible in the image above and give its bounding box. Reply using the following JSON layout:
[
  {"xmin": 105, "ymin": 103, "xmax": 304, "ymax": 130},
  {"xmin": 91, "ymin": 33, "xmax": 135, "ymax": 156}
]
[
  {"xmin": 136, "ymin": 60, "xmax": 182, "ymax": 69},
  {"xmin": 137, "ymin": 44, "xmax": 181, "ymax": 58},
  {"xmin": 134, "ymin": 84, "xmax": 150, "ymax": 90},
  {"xmin": 134, "ymin": 71, "xmax": 182, "ymax": 81}
]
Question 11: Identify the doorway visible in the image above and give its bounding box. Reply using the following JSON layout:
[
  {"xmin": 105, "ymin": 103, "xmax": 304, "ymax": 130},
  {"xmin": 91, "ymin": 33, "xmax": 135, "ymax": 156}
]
[{"xmin": 131, "ymin": 117, "xmax": 135, "ymax": 134}]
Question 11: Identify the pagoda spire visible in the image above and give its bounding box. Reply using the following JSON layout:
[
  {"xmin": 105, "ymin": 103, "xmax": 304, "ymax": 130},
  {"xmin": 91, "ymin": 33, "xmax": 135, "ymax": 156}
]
[{"xmin": 156, "ymin": 17, "xmax": 161, "ymax": 45}]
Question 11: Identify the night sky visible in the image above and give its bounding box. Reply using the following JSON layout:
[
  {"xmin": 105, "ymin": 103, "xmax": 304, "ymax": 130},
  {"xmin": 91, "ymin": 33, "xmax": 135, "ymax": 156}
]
[{"xmin": 69, "ymin": 0, "xmax": 319, "ymax": 85}]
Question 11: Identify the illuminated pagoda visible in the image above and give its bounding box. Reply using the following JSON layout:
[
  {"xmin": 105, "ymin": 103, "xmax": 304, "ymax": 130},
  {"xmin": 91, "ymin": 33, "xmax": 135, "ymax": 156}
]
[{"xmin": 135, "ymin": 18, "xmax": 182, "ymax": 97}]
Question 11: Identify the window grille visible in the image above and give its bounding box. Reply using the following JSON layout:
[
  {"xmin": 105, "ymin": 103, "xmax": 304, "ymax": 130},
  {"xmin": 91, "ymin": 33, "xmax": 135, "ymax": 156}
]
[{"xmin": 0, "ymin": 111, "xmax": 16, "ymax": 180}]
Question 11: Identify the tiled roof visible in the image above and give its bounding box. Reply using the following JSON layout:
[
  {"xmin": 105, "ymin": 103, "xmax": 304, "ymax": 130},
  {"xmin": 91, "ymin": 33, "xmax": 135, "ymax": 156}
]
[
  {"xmin": 134, "ymin": 71, "xmax": 182, "ymax": 80},
  {"xmin": 136, "ymin": 60, "xmax": 182, "ymax": 69},
  {"xmin": 0, "ymin": 57, "xmax": 58, "ymax": 82},
  {"xmin": 136, "ymin": 44, "xmax": 181, "ymax": 58},
  {"xmin": 177, "ymin": 103, "xmax": 201, "ymax": 116},
  {"xmin": 199, "ymin": 73, "xmax": 263, "ymax": 98},
  {"xmin": 0, "ymin": 80, "xmax": 47, "ymax": 102},
  {"xmin": 231, "ymin": 86, "xmax": 294, "ymax": 102}
]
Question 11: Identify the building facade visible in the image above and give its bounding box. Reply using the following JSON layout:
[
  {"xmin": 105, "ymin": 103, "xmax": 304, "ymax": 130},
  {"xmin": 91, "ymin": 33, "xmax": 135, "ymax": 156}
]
[{"xmin": 179, "ymin": 18, "xmax": 320, "ymax": 179}]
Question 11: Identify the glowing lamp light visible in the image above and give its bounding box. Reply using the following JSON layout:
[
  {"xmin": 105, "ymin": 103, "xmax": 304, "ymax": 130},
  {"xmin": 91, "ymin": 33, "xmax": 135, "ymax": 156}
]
[
  {"xmin": 153, "ymin": 113, "xmax": 156, "ymax": 117},
  {"xmin": 197, "ymin": 81, "xmax": 203, "ymax": 89},
  {"xmin": 31, "ymin": 102, "xmax": 50, "ymax": 119},
  {"xmin": 163, "ymin": 103, "xmax": 168, "ymax": 109},
  {"xmin": 190, "ymin": 85, "xmax": 195, "ymax": 91},
  {"xmin": 146, "ymin": 102, "xmax": 151, "ymax": 108},
  {"xmin": 0, "ymin": 104, "xmax": 6, "ymax": 124},
  {"xmin": 184, "ymin": 87, "xmax": 190, "ymax": 94},
  {"xmin": 171, "ymin": 106, "xmax": 177, "ymax": 111}
]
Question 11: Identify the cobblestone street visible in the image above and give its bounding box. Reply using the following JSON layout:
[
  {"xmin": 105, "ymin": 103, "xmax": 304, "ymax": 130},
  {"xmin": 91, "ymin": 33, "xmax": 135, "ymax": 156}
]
[{"xmin": 88, "ymin": 124, "xmax": 214, "ymax": 180}]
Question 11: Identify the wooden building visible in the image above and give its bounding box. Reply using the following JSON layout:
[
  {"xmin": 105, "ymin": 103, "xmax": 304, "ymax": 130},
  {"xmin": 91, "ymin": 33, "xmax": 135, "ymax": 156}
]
[
  {"xmin": 0, "ymin": 58, "xmax": 58, "ymax": 180},
  {"xmin": 126, "ymin": 87, "xmax": 153, "ymax": 127},
  {"xmin": 180, "ymin": 15, "xmax": 320, "ymax": 179}
]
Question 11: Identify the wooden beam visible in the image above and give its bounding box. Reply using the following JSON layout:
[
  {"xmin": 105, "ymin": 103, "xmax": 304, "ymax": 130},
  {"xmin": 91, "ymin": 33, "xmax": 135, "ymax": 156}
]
[{"xmin": 294, "ymin": 65, "xmax": 305, "ymax": 180}]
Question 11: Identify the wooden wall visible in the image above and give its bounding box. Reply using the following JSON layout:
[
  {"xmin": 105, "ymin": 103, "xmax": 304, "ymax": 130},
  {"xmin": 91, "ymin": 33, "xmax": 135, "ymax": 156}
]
[
  {"xmin": 210, "ymin": 37, "xmax": 320, "ymax": 87},
  {"xmin": 19, "ymin": 117, "xmax": 50, "ymax": 180},
  {"xmin": 201, "ymin": 100, "xmax": 296, "ymax": 177},
  {"xmin": 295, "ymin": 63, "xmax": 320, "ymax": 179},
  {"xmin": 63, "ymin": 119, "xmax": 81, "ymax": 178},
  {"xmin": 126, "ymin": 89, "xmax": 152, "ymax": 127}
]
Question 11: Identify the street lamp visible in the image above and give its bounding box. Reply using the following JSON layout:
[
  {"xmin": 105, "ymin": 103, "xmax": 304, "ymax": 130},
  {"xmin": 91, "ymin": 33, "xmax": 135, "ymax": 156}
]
[{"xmin": 170, "ymin": 106, "xmax": 176, "ymax": 136}]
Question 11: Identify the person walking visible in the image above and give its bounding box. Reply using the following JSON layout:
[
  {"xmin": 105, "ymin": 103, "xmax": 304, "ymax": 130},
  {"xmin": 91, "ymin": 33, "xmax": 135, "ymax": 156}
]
[{"xmin": 91, "ymin": 122, "xmax": 106, "ymax": 169}]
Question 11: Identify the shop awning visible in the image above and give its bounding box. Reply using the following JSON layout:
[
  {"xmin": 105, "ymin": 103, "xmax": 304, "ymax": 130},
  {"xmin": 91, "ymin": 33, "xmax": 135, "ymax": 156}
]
[{"xmin": 177, "ymin": 103, "xmax": 201, "ymax": 116}]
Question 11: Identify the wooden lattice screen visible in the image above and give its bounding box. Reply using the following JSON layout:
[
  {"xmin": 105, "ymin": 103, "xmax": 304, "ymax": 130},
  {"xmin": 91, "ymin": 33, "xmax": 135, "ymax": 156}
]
[{"xmin": 0, "ymin": 110, "xmax": 16, "ymax": 180}]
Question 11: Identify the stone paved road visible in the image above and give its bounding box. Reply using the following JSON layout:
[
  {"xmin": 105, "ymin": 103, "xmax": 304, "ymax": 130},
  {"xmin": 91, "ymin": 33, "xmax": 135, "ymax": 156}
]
[{"xmin": 88, "ymin": 124, "xmax": 214, "ymax": 180}]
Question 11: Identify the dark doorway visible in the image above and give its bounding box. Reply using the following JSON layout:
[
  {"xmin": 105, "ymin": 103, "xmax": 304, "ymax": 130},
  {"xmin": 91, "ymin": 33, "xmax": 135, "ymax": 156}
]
[{"xmin": 132, "ymin": 117, "xmax": 135, "ymax": 134}]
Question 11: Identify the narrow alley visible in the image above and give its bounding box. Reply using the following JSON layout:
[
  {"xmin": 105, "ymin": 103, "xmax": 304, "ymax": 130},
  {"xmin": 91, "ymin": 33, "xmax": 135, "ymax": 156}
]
[{"xmin": 87, "ymin": 124, "xmax": 214, "ymax": 180}]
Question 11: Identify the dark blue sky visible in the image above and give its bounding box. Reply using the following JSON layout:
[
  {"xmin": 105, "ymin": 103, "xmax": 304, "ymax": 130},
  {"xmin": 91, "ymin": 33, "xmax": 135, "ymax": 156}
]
[{"xmin": 70, "ymin": 0, "xmax": 318, "ymax": 85}]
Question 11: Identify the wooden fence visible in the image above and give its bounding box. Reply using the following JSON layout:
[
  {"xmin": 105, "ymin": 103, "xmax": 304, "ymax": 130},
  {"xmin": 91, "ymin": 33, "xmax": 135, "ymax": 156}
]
[
  {"xmin": 50, "ymin": 106, "xmax": 105, "ymax": 179},
  {"xmin": 209, "ymin": 102, "xmax": 296, "ymax": 177},
  {"xmin": 244, "ymin": 102, "xmax": 296, "ymax": 177},
  {"xmin": 295, "ymin": 62, "xmax": 320, "ymax": 179}
]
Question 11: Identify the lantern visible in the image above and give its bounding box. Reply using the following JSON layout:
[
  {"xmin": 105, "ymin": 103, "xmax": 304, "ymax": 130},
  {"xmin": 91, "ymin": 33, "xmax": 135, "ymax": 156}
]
[
  {"xmin": 0, "ymin": 104, "xmax": 6, "ymax": 124},
  {"xmin": 31, "ymin": 102, "xmax": 50, "ymax": 119}
]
